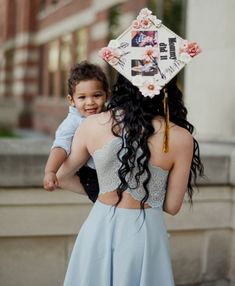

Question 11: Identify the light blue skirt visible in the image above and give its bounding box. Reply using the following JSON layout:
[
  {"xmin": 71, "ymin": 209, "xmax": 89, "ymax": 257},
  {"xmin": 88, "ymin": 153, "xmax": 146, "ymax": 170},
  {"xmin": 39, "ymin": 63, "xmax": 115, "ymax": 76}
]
[{"xmin": 64, "ymin": 200, "xmax": 175, "ymax": 286}]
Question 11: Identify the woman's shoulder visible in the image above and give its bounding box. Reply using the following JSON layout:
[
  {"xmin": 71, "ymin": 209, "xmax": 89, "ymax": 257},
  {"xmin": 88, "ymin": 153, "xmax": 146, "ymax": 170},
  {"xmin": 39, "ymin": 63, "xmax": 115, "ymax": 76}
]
[
  {"xmin": 170, "ymin": 124, "xmax": 193, "ymax": 149},
  {"xmin": 81, "ymin": 111, "xmax": 111, "ymax": 129},
  {"xmin": 153, "ymin": 117, "xmax": 193, "ymax": 142}
]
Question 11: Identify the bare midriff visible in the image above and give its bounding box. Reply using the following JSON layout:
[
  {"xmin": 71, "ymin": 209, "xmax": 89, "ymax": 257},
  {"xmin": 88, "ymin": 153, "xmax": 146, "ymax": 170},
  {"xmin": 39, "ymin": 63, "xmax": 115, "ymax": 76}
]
[{"xmin": 98, "ymin": 190, "xmax": 152, "ymax": 209}]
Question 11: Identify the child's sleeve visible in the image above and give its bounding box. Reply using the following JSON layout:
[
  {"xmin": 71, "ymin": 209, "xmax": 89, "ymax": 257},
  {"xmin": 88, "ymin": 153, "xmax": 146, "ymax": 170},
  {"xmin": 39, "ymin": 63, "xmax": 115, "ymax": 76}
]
[{"xmin": 52, "ymin": 113, "xmax": 82, "ymax": 156}]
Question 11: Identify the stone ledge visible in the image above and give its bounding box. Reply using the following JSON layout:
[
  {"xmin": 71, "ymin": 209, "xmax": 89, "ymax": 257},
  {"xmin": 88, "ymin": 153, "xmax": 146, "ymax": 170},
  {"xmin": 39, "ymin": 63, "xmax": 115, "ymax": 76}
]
[
  {"xmin": 199, "ymin": 141, "xmax": 235, "ymax": 185},
  {"xmin": 0, "ymin": 138, "xmax": 52, "ymax": 187},
  {"xmin": 176, "ymin": 280, "xmax": 234, "ymax": 286},
  {"xmin": 0, "ymin": 188, "xmax": 90, "ymax": 205},
  {"xmin": 0, "ymin": 186, "xmax": 234, "ymax": 236},
  {"xmin": 0, "ymin": 139, "xmax": 235, "ymax": 187}
]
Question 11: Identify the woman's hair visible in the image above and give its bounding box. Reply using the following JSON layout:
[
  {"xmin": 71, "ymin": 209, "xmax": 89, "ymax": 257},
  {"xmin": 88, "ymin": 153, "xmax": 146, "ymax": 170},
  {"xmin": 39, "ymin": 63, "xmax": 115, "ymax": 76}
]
[
  {"xmin": 67, "ymin": 61, "xmax": 109, "ymax": 96},
  {"xmin": 106, "ymin": 73, "xmax": 204, "ymax": 210}
]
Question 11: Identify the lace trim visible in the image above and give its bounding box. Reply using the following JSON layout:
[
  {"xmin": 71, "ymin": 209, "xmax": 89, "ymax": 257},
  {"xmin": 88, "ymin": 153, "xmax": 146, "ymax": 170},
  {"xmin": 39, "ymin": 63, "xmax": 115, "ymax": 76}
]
[{"xmin": 93, "ymin": 137, "xmax": 169, "ymax": 208}]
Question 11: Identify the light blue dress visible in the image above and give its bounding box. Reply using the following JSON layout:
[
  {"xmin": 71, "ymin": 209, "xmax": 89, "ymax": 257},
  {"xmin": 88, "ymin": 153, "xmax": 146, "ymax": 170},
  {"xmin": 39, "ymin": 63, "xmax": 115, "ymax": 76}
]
[{"xmin": 64, "ymin": 137, "xmax": 175, "ymax": 286}]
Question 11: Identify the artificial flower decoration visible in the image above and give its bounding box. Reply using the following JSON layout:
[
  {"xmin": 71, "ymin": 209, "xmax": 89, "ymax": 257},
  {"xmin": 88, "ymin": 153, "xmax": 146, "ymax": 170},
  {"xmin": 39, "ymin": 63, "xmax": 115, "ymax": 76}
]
[
  {"xmin": 143, "ymin": 46, "xmax": 158, "ymax": 62},
  {"xmin": 139, "ymin": 80, "xmax": 162, "ymax": 98},
  {"xmin": 132, "ymin": 20, "xmax": 142, "ymax": 30},
  {"xmin": 99, "ymin": 42, "xmax": 129, "ymax": 68},
  {"xmin": 150, "ymin": 15, "xmax": 162, "ymax": 28},
  {"xmin": 132, "ymin": 8, "xmax": 161, "ymax": 30},
  {"xmin": 139, "ymin": 8, "xmax": 152, "ymax": 17},
  {"xmin": 99, "ymin": 47, "xmax": 120, "ymax": 65},
  {"xmin": 186, "ymin": 42, "xmax": 202, "ymax": 57},
  {"xmin": 99, "ymin": 7, "xmax": 201, "ymax": 98},
  {"xmin": 179, "ymin": 41, "xmax": 201, "ymax": 63},
  {"xmin": 141, "ymin": 18, "xmax": 151, "ymax": 29}
]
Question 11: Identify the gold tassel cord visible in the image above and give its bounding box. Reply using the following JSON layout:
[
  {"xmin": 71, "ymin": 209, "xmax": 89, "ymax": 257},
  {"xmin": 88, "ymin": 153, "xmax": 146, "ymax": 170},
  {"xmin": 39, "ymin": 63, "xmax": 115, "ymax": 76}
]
[{"xmin": 163, "ymin": 88, "xmax": 170, "ymax": 153}]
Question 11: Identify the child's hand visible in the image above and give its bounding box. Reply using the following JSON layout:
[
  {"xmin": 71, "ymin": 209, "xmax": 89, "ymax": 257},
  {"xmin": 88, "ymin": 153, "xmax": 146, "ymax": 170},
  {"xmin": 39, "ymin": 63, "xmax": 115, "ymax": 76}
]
[{"xmin": 43, "ymin": 172, "xmax": 58, "ymax": 191}]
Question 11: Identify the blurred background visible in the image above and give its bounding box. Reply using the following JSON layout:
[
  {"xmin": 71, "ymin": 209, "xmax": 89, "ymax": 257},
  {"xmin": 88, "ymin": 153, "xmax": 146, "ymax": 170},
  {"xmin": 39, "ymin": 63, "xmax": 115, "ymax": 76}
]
[{"xmin": 0, "ymin": 0, "xmax": 235, "ymax": 285}]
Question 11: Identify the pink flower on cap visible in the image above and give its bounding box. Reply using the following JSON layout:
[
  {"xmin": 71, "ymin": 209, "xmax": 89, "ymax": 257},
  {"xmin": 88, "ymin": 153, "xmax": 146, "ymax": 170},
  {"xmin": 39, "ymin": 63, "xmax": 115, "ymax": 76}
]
[
  {"xmin": 98, "ymin": 47, "xmax": 120, "ymax": 65},
  {"xmin": 187, "ymin": 42, "xmax": 201, "ymax": 57},
  {"xmin": 143, "ymin": 46, "xmax": 158, "ymax": 62},
  {"xmin": 141, "ymin": 18, "xmax": 151, "ymax": 29},
  {"xmin": 132, "ymin": 20, "xmax": 141, "ymax": 29},
  {"xmin": 180, "ymin": 40, "xmax": 201, "ymax": 58}
]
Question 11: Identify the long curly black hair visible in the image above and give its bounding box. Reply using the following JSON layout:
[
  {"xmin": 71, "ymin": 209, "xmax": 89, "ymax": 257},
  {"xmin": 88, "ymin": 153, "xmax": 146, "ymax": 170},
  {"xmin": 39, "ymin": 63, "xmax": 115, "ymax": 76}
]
[{"xmin": 106, "ymin": 74, "xmax": 204, "ymax": 210}]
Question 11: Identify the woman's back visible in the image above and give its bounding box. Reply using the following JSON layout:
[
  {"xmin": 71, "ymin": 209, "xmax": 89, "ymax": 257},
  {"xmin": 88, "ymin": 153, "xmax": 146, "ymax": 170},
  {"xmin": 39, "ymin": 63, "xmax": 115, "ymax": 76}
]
[{"xmin": 84, "ymin": 111, "xmax": 193, "ymax": 211}]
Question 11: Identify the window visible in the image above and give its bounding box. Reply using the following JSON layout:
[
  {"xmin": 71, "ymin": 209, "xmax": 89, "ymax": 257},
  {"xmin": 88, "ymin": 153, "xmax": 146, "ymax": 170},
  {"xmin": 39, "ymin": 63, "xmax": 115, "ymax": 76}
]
[
  {"xmin": 4, "ymin": 49, "xmax": 14, "ymax": 97},
  {"xmin": 48, "ymin": 40, "xmax": 59, "ymax": 96},
  {"xmin": 76, "ymin": 28, "xmax": 88, "ymax": 62},
  {"xmin": 38, "ymin": 45, "xmax": 44, "ymax": 95},
  {"xmin": 60, "ymin": 34, "xmax": 72, "ymax": 96}
]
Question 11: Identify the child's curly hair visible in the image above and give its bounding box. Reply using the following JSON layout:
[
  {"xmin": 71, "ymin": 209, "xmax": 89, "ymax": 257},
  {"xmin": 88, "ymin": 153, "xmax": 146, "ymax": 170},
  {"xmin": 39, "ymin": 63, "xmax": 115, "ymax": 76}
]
[{"xmin": 67, "ymin": 61, "xmax": 109, "ymax": 96}]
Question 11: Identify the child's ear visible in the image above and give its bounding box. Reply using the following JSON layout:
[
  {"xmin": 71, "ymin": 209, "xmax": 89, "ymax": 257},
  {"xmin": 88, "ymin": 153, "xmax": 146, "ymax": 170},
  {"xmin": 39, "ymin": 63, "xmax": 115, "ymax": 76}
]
[{"xmin": 67, "ymin": 94, "xmax": 75, "ymax": 106}]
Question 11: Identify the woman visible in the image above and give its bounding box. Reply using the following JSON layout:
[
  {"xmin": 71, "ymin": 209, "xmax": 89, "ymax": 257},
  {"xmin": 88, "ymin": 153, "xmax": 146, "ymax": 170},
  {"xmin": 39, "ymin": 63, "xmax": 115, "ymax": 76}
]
[{"xmin": 57, "ymin": 74, "xmax": 203, "ymax": 286}]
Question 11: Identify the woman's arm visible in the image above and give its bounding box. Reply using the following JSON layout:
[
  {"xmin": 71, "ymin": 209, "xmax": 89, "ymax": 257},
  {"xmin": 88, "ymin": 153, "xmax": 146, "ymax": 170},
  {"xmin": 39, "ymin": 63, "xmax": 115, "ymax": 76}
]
[
  {"xmin": 163, "ymin": 130, "xmax": 194, "ymax": 215},
  {"xmin": 56, "ymin": 120, "xmax": 90, "ymax": 193}
]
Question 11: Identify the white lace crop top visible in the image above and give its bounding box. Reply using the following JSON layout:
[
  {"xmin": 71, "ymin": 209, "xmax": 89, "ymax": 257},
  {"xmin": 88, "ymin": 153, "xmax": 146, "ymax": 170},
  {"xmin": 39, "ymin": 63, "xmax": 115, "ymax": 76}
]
[{"xmin": 92, "ymin": 137, "xmax": 169, "ymax": 208}]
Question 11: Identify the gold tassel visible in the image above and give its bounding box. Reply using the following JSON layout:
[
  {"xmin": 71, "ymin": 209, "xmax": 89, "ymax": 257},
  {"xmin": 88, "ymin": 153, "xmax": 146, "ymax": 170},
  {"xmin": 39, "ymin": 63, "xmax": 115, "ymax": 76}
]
[{"xmin": 163, "ymin": 88, "xmax": 170, "ymax": 153}]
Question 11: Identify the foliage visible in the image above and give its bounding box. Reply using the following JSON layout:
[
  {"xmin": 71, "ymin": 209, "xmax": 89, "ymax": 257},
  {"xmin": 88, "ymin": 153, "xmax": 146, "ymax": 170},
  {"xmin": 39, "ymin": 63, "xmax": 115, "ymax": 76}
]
[{"xmin": 0, "ymin": 126, "xmax": 19, "ymax": 138}]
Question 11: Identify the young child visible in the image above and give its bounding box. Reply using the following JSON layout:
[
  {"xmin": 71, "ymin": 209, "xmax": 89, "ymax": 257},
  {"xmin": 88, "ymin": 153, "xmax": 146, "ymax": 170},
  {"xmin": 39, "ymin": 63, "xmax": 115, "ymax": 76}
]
[{"xmin": 43, "ymin": 61, "xmax": 109, "ymax": 202}]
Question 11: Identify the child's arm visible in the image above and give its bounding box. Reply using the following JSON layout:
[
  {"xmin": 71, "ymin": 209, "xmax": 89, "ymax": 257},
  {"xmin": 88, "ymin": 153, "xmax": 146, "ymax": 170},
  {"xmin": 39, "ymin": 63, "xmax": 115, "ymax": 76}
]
[
  {"xmin": 44, "ymin": 146, "xmax": 86, "ymax": 195},
  {"xmin": 43, "ymin": 148, "xmax": 67, "ymax": 191},
  {"xmin": 43, "ymin": 110, "xmax": 86, "ymax": 194}
]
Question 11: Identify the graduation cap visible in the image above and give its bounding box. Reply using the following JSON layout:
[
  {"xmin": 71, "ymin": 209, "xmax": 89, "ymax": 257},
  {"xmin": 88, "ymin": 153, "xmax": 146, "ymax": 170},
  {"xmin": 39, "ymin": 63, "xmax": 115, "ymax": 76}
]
[{"xmin": 99, "ymin": 8, "xmax": 201, "ymax": 152}]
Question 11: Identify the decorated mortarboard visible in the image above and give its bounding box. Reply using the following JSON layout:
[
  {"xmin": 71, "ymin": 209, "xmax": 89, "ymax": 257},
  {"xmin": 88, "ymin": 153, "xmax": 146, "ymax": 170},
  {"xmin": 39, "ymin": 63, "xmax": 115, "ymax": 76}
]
[{"xmin": 99, "ymin": 8, "xmax": 201, "ymax": 151}]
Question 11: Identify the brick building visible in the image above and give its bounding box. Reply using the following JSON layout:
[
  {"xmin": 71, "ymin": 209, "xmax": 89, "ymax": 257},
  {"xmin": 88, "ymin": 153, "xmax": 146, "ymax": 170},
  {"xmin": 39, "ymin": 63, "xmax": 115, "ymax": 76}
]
[{"xmin": 0, "ymin": 0, "xmax": 186, "ymax": 135}]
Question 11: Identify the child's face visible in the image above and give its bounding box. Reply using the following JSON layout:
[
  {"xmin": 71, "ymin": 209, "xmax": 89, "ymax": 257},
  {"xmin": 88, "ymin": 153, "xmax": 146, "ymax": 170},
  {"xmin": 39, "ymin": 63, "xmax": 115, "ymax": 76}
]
[{"xmin": 68, "ymin": 80, "xmax": 107, "ymax": 117}]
